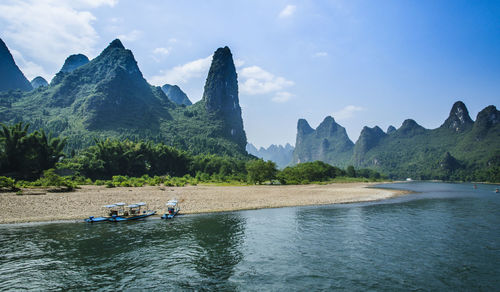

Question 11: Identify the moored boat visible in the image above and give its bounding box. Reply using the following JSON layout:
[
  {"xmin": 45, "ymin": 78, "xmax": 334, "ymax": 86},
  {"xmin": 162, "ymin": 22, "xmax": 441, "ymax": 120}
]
[
  {"xmin": 161, "ymin": 199, "xmax": 180, "ymax": 219},
  {"xmin": 108, "ymin": 202, "xmax": 156, "ymax": 222},
  {"xmin": 85, "ymin": 204, "xmax": 121, "ymax": 223}
]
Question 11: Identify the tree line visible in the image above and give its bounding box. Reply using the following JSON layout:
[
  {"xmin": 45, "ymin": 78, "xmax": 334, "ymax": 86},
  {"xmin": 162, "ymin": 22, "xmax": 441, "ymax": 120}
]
[{"xmin": 0, "ymin": 122, "xmax": 386, "ymax": 187}]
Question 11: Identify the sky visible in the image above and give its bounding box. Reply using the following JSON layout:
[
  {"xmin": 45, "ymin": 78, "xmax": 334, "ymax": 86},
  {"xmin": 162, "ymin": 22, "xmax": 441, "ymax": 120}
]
[{"xmin": 1, "ymin": 0, "xmax": 499, "ymax": 148}]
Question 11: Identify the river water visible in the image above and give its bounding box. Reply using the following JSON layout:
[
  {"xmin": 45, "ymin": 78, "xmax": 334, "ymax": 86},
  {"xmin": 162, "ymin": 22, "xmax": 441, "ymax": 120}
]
[{"xmin": 1, "ymin": 182, "xmax": 499, "ymax": 291}]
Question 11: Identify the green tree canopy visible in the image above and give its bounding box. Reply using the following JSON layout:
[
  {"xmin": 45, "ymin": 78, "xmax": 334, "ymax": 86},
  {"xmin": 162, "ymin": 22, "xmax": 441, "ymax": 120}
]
[
  {"xmin": 0, "ymin": 122, "xmax": 66, "ymax": 179},
  {"xmin": 246, "ymin": 159, "xmax": 277, "ymax": 184}
]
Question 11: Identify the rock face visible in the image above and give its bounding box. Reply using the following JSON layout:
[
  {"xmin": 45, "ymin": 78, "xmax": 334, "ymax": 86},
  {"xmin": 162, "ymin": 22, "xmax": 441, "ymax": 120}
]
[
  {"xmin": 51, "ymin": 54, "xmax": 90, "ymax": 85},
  {"xmin": 0, "ymin": 38, "xmax": 32, "ymax": 92},
  {"xmin": 440, "ymin": 101, "xmax": 473, "ymax": 132},
  {"xmin": 0, "ymin": 40, "xmax": 249, "ymax": 158},
  {"xmin": 60, "ymin": 54, "xmax": 89, "ymax": 73},
  {"xmin": 353, "ymin": 126, "xmax": 386, "ymax": 164},
  {"xmin": 246, "ymin": 143, "xmax": 294, "ymax": 169},
  {"xmin": 292, "ymin": 116, "xmax": 354, "ymax": 167},
  {"xmin": 395, "ymin": 119, "xmax": 426, "ymax": 137},
  {"xmin": 290, "ymin": 101, "xmax": 499, "ymax": 181},
  {"xmin": 469, "ymin": 105, "xmax": 500, "ymax": 140},
  {"xmin": 161, "ymin": 84, "xmax": 192, "ymax": 106},
  {"xmin": 387, "ymin": 125, "xmax": 396, "ymax": 134},
  {"xmin": 202, "ymin": 46, "xmax": 246, "ymax": 150},
  {"xmin": 30, "ymin": 76, "xmax": 48, "ymax": 89},
  {"xmin": 61, "ymin": 39, "xmax": 170, "ymax": 129}
]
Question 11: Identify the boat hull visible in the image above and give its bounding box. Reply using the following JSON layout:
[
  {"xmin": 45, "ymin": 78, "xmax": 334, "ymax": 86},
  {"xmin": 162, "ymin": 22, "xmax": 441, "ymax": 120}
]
[
  {"xmin": 109, "ymin": 211, "xmax": 157, "ymax": 222},
  {"xmin": 84, "ymin": 216, "xmax": 111, "ymax": 223},
  {"xmin": 161, "ymin": 210, "xmax": 180, "ymax": 219}
]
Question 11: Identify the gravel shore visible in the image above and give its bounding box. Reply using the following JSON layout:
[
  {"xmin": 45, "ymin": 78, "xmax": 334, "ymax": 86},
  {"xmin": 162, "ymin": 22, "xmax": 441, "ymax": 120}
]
[{"xmin": 0, "ymin": 183, "xmax": 407, "ymax": 224}]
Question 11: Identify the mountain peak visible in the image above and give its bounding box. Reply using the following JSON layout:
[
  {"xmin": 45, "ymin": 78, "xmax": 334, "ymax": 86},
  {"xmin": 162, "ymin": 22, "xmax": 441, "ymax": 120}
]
[
  {"xmin": 396, "ymin": 119, "xmax": 426, "ymax": 136},
  {"xmin": 353, "ymin": 125, "xmax": 387, "ymax": 164},
  {"xmin": 321, "ymin": 116, "xmax": 336, "ymax": 125},
  {"xmin": 161, "ymin": 84, "xmax": 192, "ymax": 106},
  {"xmin": 108, "ymin": 39, "xmax": 125, "ymax": 49},
  {"xmin": 297, "ymin": 119, "xmax": 314, "ymax": 136},
  {"xmin": 387, "ymin": 125, "xmax": 396, "ymax": 134},
  {"xmin": 202, "ymin": 46, "xmax": 238, "ymax": 112},
  {"xmin": 316, "ymin": 116, "xmax": 343, "ymax": 137},
  {"xmin": 60, "ymin": 54, "xmax": 90, "ymax": 73},
  {"xmin": 30, "ymin": 76, "xmax": 48, "ymax": 89},
  {"xmin": 440, "ymin": 101, "xmax": 473, "ymax": 132},
  {"xmin": 201, "ymin": 46, "xmax": 246, "ymax": 150},
  {"xmin": 471, "ymin": 105, "xmax": 499, "ymax": 139},
  {"xmin": 0, "ymin": 38, "xmax": 32, "ymax": 92}
]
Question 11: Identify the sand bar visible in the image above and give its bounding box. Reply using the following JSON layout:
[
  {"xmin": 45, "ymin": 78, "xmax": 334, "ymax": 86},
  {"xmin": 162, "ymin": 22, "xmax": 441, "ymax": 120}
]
[{"xmin": 0, "ymin": 183, "xmax": 407, "ymax": 224}]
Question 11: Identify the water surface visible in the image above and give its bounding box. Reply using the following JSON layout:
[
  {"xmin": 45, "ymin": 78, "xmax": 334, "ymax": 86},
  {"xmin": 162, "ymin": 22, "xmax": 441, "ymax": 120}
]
[{"xmin": 1, "ymin": 182, "xmax": 499, "ymax": 290}]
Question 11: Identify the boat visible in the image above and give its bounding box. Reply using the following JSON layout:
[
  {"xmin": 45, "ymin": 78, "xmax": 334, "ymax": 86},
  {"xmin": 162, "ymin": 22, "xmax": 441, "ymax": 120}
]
[
  {"xmin": 108, "ymin": 202, "xmax": 156, "ymax": 222},
  {"xmin": 84, "ymin": 204, "xmax": 122, "ymax": 223},
  {"xmin": 161, "ymin": 199, "xmax": 180, "ymax": 219}
]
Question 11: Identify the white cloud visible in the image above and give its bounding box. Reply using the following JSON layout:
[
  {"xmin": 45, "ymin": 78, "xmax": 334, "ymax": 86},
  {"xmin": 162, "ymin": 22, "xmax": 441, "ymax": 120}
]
[
  {"xmin": 150, "ymin": 56, "xmax": 294, "ymax": 104},
  {"xmin": 314, "ymin": 52, "xmax": 328, "ymax": 57},
  {"xmin": 279, "ymin": 5, "xmax": 296, "ymax": 18},
  {"xmin": 333, "ymin": 105, "xmax": 366, "ymax": 121},
  {"xmin": 71, "ymin": 0, "xmax": 118, "ymax": 8},
  {"xmin": 153, "ymin": 47, "xmax": 170, "ymax": 56},
  {"xmin": 0, "ymin": 0, "xmax": 116, "ymax": 76},
  {"xmin": 149, "ymin": 55, "xmax": 212, "ymax": 86},
  {"xmin": 234, "ymin": 59, "xmax": 245, "ymax": 68},
  {"xmin": 10, "ymin": 50, "xmax": 50, "ymax": 81},
  {"xmin": 272, "ymin": 91, "xmax": 293, "ymax": 103},
  {"xmin": 151, "ymin": 47, "xmax": 172, "ymax": 62},
  {"xmin": 239, "ymin": 66, "xmax": 294, "ymax": 95},
  {"xmin": 117, "ymin": 29, "xmax": 142, "ymax": 42}
]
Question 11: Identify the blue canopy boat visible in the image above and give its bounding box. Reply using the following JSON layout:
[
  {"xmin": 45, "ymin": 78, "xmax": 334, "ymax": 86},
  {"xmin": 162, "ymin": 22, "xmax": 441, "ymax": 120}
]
[
  {"xmin": 108, "ymin": 202, "xmax": 156, "ymax": 222},
  {"xmin": 84, "ymin": 203, "xmax": 125, "ymax": 223},
  {"xmin": 161, "ymin": 199, "xmax": 180, "ymax": 219}
]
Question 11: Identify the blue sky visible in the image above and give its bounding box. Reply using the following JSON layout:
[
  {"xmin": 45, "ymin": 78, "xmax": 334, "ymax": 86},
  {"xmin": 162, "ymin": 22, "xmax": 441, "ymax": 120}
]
[{"xmin": 1, "ymin": 0, "xmax": 499, "ymax": 148}]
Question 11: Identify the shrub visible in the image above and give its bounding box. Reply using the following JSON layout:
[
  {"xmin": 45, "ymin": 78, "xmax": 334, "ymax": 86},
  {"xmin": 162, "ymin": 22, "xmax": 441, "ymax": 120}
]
[{"xmin": 0, "ymin": 176, "xmax": 18, "ymax": 192}]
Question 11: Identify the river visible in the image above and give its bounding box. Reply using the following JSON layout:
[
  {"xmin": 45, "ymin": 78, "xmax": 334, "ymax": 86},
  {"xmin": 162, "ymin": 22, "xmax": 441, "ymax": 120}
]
[{"xmin": 0, "ymin": 182, "xmax": 499, "ymax": 290}]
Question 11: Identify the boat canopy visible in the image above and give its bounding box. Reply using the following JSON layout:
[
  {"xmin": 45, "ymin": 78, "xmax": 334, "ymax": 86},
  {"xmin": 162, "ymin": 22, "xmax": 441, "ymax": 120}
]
[
  {"xmin": 115, "ymin": 202, "xmax": 126, "ymax": 206},
  {"xmin": 104, "ymin": 204, "xmax": 117, "ymax": 208},
  {"xmin": 137, "ymin": 202, "xmax": 146, "ymax": 206},
  {"xmin": 166, "ymin": 200, "xmax": 178, "ymax": 206},
  {"xmin": 127, "ymin": 204, "xmax": 139, "ymax": 208}
]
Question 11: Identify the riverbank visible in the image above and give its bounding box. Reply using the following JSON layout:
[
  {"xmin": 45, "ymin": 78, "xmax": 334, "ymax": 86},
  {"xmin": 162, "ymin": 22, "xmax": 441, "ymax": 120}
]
[{"xmin": 0, "ymin": 183, "xmax": 408, "ymax": 224}]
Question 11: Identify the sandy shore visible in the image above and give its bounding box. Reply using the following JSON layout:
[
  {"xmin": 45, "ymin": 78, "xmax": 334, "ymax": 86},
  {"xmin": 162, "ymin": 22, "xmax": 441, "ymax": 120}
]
[{"xmin": 0, "ymin": 183, "xmax": 407, "ymax": 224}]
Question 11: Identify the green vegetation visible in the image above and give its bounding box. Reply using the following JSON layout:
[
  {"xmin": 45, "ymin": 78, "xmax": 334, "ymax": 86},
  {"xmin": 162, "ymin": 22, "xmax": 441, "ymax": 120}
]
[
  {"xmin": 0, "ymin": 123, "xmax": 387, "ymax": 189},
  {"xmin": 293, "ymin": 103, "xmax": 500, "ymax": 183},
  {"xmin": 0, "ymin": 122, "xmax": 66, "ymax": 179},
  {"xmin": 246, "ymin": 159, "xmax": 277, "ymax": 184},
  {"xmin": 0, "ymin": 40, "xmax": 247, "ymax": 158},
  {"xmin": 0, "ymin": 176, "xmax": 17, "ymax": 192},
  {"xmin": 277, "ymin": 161, "xmax": 384, "ymax": 185},
  {"xmin": 293, "ymin": 117, "xmax": 354, "ymax": 168}
]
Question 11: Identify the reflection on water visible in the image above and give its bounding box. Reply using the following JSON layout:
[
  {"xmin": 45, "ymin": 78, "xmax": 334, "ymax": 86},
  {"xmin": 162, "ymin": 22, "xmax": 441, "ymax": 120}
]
[
  {"xmin": 0, "ymin": 182, "xmax": 499, "ymax": 290},
  {"xmin": 184, "ymin": 214, "xmax": 245, "ymax": 290}
]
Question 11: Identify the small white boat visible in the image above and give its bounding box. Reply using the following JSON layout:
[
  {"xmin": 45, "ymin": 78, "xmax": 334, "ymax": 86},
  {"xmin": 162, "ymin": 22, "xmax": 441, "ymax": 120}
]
[{"xmin": 161, "ymin": 199, "xmax": 180, "ymax": 219}]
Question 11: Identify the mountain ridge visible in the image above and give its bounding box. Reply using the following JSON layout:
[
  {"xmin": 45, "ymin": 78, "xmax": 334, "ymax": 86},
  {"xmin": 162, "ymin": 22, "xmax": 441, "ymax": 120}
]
[
  {"xmin": 292, "ymin": 101, "xmax": 499, "ymax": 181},
  {"xmin": 0, "ymin": 38, "xmax": 32, "ymax": 92},
  {"xmin": 246, "ymin": 143, "xmax": 294, "ymax": 169},
  {"xmin": 0, "ymin": 39, "xmax": 249, "ymax": 158}
]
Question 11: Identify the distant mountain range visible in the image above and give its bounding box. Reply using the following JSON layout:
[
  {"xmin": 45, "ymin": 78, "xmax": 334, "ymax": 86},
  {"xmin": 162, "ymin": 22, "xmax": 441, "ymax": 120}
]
[
  {"xmin": 1, "ymin": 37, "xmax": 498, "ymax": 181},
  {"xmin": 293, "ymin": 101, "xmax": 499, "ymax": 181},
  {"xmin": 246, "ymin": 143, "xmax": 294, "ymax": 169},
  {"xmin": 0, "ymin": 38, "xmax": 247, "ymax": 157}
]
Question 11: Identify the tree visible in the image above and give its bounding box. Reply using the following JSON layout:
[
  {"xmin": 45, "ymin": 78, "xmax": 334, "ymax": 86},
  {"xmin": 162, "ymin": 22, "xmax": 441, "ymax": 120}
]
[
  {"xmin": 246, "ymin": 159, "xmax": 277, "ymax": 184},
  {"xmin": 346, "ymin": 165, "xmax": 356, "ymax": 177},
  {"xmin": 0, "ymin": 122, "xmax": 66, "ymax": 179}
]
